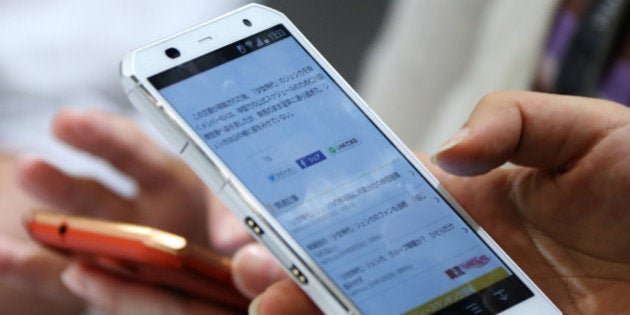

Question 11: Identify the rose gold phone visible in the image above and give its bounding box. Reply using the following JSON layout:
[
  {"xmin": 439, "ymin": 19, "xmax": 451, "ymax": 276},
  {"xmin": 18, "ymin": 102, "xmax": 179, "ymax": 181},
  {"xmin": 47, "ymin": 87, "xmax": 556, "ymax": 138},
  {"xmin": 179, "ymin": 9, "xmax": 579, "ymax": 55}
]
[{"xmin": 24, "ymin": 210, "xmax": 247, "ymax": 309}]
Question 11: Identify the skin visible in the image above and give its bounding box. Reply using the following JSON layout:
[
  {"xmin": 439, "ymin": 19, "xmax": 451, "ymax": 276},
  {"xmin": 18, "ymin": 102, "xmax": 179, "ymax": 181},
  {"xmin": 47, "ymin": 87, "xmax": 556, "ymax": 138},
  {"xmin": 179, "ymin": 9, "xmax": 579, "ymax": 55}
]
[
  {"xmin": 0, "ymin": 108, "xmax": 252, "ymax": 314},
  {"xmin": 4, "ymin": 92, "xmax": 630, "ymax": 314},
  {"xmin": 237, "ymin": 92, "xmax": 630, "ymax": 315}
]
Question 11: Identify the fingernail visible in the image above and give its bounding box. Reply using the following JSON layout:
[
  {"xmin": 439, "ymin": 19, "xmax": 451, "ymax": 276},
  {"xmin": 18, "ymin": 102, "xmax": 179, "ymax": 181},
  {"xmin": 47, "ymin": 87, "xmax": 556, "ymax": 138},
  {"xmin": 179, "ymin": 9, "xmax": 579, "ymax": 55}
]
[
  {"xmin": 431, "ymin": 128, "xmax": 469, "ymax": 173},
  {"xmin": 15, "ymin": 154, "xmax": 39, "ymax": 166},
  {"xmin": 437, "ymin": 127, "xmax": 469, "ymax": 152},
  {"xmin": 248, "ymin": 294, "xmax": 263, "ymax": 315}
]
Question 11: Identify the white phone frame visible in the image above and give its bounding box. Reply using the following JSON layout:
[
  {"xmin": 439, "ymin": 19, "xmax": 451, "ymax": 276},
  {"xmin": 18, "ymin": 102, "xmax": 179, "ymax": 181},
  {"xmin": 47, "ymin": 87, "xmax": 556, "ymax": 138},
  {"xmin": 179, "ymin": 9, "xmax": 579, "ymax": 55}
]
[{"xmin": 121, "ymin": 4, "xmax": 561, "ymax": 314}]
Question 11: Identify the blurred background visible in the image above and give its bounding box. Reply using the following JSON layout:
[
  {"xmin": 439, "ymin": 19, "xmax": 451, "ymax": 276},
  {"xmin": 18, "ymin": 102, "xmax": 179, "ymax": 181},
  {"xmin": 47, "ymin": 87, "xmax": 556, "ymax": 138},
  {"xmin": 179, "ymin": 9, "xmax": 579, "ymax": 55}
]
[{"xmin": 1, "ymin": 0, "xmax": 628, "ymax": 313}]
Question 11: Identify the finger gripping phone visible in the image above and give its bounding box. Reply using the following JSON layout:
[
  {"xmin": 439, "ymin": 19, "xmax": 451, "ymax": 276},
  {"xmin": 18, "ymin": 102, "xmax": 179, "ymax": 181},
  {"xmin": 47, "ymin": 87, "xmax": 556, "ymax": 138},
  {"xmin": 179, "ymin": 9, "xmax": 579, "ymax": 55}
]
[{"xmin": 121, "ymin": 4, "xmax": 561, "ymax": 314}]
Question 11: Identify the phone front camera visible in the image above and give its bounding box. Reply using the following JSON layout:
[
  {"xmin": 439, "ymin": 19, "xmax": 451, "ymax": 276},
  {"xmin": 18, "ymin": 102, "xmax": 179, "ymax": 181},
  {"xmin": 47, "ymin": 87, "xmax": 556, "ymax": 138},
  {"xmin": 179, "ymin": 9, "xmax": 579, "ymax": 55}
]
[
  {"xmin": 243, "ymin": 19, "xmax": 252, "ymax": 27},
  {"xmin": 165, "ymin": 47, "xmax": 181, "ymax": 59}
]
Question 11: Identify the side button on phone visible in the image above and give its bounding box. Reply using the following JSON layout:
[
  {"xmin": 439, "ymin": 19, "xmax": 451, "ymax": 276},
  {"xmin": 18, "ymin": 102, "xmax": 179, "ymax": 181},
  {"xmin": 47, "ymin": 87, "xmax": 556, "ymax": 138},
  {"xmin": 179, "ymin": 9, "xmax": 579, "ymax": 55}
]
[
  {"xmin": 290, "ymin": 265, "xmax": 308, "ymax": 285},
  {"xmin": 244, "ymin": 217, "xmax": 264, "ymax": 235}
]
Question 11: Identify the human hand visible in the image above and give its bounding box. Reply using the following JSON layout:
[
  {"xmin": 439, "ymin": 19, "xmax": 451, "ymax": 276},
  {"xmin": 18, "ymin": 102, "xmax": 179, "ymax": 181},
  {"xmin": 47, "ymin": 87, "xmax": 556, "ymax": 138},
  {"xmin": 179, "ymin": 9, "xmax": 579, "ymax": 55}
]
[
  {"xmin": 19, "ymin": 108, "xmax": 251, "ymax": 249},
  {"xmin": 58, "ymin": 261, "xmax": 247, "ymax": 315},
  {"xmin": 0, "ymin": 152, "xmax": 82, "ymax": 314},
  {"xmin": 236, "ymin": 92, "xmax": 630, "ymax": 314},
  {"xmin": 1, "ymin": 108, "xmax": 251, "ymax": 313}
]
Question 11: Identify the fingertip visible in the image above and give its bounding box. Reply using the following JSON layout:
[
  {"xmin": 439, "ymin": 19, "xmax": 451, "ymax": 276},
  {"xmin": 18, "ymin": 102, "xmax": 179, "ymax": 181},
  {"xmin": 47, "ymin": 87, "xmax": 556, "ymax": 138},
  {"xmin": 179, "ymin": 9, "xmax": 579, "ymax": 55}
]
[
  {"xmin": 14, "ymin": 155, "xmax": 40, "ymax": 182},
  {"xmin": 432, "ymin": 129, "xmax": 493, "ymax": 176},
  {"xmin": 436, "ymin": 127, "xmax": 469, "ymax": 153},
  {"xmin": 14, "ymin": 155, "xmax": 66, "ymax": 203},
  {"xmin": 52, "ymin": 108, "xmax": 110, "ymax": 147},
  {"xmin": 0, "ymin": 238, "xmax": 20, "ymax": 272},
  {"xmin": 248, "ymin": 294, "xmax": 262, "ymax": 315},
  {"xmin": 61, "ymin": 263, "xmax": 106, "ymax": 307},
  {"xmin": 431, "ymin": 127, "xmax": 480, "ymax": 175},
  {"xmin": 431, "ymin": 149, "xmax": 491, "ymax": 176},
  {"xmin": 208, "ymin": 210, "xmax": 252, "ymax": 253},
  {"xmin": 255, "ymin": 280, "xmax": 320, "ymax": 315},
  {"xmin": 232, "ymin": 243, "xmax": 284, "ymax": 299},
  {"xmin": 15, "ymin": 155, "xmax": 51, "ymax": 194},
  {"xmin": 51, "ymin": 108, "xmax": 89, "ymax": 138},
  {"xmin": 60, "ymin": 263, "xmax": 87, "ymax": 298},
  {"xmin": 15, "ymin": 154, "xmax": 44, "ymax": 171}
]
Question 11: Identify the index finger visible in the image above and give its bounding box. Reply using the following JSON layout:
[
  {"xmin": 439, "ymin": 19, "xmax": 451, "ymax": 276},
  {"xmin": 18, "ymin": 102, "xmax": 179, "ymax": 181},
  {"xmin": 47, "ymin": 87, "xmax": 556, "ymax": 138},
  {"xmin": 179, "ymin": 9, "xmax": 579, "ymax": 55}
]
[{"xmin": 52, "ymin": 108, "xmax": 191, "ymax": 190}]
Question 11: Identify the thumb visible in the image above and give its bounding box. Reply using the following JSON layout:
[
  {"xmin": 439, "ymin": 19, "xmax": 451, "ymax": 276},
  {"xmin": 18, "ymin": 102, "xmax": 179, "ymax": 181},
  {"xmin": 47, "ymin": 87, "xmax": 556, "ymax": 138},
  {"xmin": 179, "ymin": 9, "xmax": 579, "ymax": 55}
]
[{"xmin": 433, "ymin": 91, "xmax": 628, "ymax": 176}]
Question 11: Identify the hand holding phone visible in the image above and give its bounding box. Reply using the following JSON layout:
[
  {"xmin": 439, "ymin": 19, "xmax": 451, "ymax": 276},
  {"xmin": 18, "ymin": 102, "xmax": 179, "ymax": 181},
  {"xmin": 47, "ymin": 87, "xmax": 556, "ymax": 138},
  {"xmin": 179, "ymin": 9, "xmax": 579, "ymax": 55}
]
[
  {"xmin": 24, "ymin": 210, "xmax": 248, "ymax": 310},
  {"xmin": 120, "ymin": 4, "xmax": 561, "ymax": 314}
]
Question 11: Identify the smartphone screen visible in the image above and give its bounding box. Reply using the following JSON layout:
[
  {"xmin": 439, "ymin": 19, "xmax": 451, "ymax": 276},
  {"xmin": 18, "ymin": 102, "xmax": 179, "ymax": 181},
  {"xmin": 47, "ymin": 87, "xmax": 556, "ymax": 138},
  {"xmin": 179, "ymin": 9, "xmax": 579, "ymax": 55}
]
[{"xmin": 148, "ymin": 24, "xmax": 534, "ymax": 314}]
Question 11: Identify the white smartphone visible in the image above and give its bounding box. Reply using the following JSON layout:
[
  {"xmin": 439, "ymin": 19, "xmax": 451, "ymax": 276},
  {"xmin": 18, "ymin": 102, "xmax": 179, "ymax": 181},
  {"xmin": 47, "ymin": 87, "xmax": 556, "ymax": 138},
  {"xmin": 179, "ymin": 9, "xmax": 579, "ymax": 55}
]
[{"xmin": 120, "ymin": 4, "xmax": 561, "ymax": 314}]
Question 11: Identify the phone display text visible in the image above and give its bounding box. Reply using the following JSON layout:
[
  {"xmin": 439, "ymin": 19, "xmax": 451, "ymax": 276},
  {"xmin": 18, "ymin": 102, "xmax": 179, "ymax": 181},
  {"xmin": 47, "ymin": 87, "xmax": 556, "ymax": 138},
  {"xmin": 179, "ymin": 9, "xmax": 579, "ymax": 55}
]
[{"xmin": 149, "ymin": 25, "xmax": 533, "ymax": 314}]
